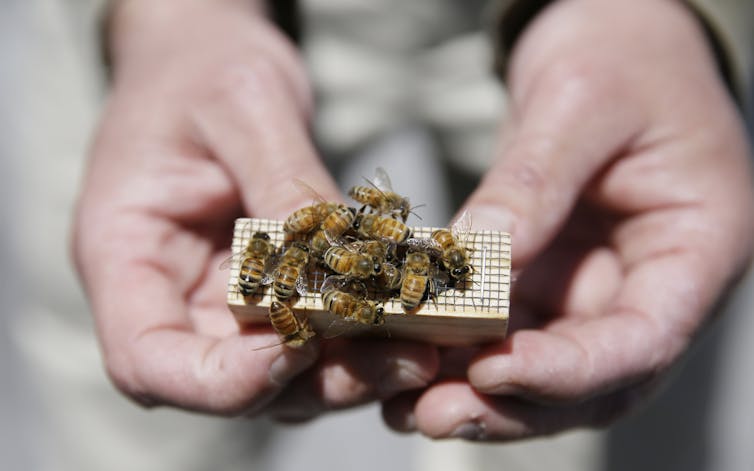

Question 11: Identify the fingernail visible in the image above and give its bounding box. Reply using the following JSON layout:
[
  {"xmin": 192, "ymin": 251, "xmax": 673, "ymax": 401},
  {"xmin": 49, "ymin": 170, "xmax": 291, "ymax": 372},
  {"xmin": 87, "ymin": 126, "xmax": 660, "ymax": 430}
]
[
  {"xmin": 467, "ymin": 205, "xmax": 515, "ymax": 233},
  {"xmin": 450, "ymin": 421, "xmax": 486, "ymax": 440},
  {"xmin": 377, "ymin": 359, "xmax": 430, "ymax": 396}
]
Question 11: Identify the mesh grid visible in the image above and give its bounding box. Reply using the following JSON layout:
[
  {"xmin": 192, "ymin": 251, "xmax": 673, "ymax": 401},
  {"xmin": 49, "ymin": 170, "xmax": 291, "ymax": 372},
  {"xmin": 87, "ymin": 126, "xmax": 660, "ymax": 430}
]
[{"xmin": 226, "ymin": 218, "xmax": 510, "ymax": 318}]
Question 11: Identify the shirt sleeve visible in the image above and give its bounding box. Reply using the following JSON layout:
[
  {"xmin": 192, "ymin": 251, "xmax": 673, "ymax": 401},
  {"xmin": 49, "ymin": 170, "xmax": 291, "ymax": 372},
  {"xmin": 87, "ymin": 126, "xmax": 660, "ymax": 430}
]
[{"xmin": 489, "ymin": 0, "xmax": 752, "ymax": 104}]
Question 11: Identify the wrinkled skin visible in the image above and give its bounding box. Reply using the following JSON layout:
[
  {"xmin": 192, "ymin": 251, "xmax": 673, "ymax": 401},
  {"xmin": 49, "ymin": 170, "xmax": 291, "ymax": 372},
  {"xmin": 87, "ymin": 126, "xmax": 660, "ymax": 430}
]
[
  {"xmin": 73, "ymin": 0, "xmax": 438, "ymax": 416},
  {"xmin": 381, "ymin": 0, "xmax": 754, "ymax": 440}
]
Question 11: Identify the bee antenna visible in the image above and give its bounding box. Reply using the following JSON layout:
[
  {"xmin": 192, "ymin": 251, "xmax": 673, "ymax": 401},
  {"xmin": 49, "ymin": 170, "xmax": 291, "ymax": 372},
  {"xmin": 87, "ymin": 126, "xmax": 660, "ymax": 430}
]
[{"xmin": 408, "ymin": 204, "xmax": 426, "ymax": 221}]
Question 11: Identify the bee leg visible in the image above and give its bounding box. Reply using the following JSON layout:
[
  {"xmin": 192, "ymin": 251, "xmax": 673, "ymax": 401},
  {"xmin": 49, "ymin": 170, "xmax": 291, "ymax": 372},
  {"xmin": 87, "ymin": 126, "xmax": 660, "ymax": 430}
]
[{"xmin": 421, "ymin": 279, "xmax": 439, "ymax": 310}]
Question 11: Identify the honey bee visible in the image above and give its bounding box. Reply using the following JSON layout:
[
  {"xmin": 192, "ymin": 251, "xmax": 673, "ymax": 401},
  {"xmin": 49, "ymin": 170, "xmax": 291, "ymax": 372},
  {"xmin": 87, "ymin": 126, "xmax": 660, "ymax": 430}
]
[
  {"xmin": 353, "ymin": 213, "xmax": 411, "ymax": 245},
  {"xmin": 283, "ymin": 179, "xmax": 343, "ymax": 234},
  {"xmin": 320, "ymin": 274, "xmax": 368, "ymax": 298},
  {"xmin": 431, "ymin": 210, "xmax": 473, "ymax": 281},
  {"xmin": 348, "ymin": 167, "xmax": 416, "ymax": 222},
  {"xmin": 377, "ymin": 262, "xmax": 402, "ymax": 292},
  {"xmin": 321, "ymin": 284, "xmax": 385, "ymax": 326},
  {"xmin": 283, "ymin": 202, "xmax": 341, "ymax": 234},
  {"xmin": 272, "ymin": 242, "xmax": 310, "ymax": 300},
  {"xmin": 308, "ymin": 228, "xmax": 332, "ymax": 259},
  {"xmin": 305, "ymin": 203, "xmax": 356, "ymax": 260},
  {"xmin": 323, "ymin": 245, "xmax": 383, "ymax": 279},
  {"xmin": 320, "ymin": 205, "xmax": 357, "ymax": 243},
  {"xmin": 400, "ymin": 251, "xmax": 438, "ymax": 312},
  {"xmin": 267, "ymin": 301, "xmax": 315, "ymax": 348},
  {"xmin": 348, "ymin": 239, "xmax": 392, "ymax": 264},
  {"xmin": 220, "ymin": 231, "xmax": 276, "ymax": 296}
]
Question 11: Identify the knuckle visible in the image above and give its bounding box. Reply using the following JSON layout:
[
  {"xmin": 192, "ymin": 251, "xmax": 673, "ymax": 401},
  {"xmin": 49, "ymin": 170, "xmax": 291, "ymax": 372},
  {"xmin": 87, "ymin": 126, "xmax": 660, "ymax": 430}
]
[
  {"xmin": 103, "ymin": 350, "xmax": 158, "ymax": 408},
  {"xmin": 542, "ymin": 58, "xmax": 621, "ymax": 113},
  {"xmin": 208, "ymin": 58, "xmax": 284, "ymax": 112},
  {"xmin": 504, "ymin": 153, "xmax": 550, "ymax": 195}
]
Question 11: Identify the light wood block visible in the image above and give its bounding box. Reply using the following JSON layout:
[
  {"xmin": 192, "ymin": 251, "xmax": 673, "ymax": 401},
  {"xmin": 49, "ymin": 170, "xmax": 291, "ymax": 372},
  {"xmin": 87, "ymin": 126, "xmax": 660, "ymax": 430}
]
[{"xmin": 226, "ymin": 218, "xmax": 511, "ymax": 346}]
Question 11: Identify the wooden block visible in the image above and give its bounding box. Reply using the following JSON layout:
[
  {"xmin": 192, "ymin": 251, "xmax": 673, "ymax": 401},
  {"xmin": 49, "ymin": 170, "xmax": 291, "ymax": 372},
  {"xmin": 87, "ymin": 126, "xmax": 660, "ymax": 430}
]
[{"xmin": 226, "ymin": 218, "xmax": 511, "ymax": 346}]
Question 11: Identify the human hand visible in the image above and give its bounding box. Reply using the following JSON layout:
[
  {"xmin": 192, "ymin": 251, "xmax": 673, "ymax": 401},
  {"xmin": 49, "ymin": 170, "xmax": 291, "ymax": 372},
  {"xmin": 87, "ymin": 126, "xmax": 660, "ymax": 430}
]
[
  {"xmin": 73, "ymin": 0, "xmax": 437, "ymax": 415},
  {"xmin": 383, "ymin": 0, "xmax": 753, "ymax": 440}
]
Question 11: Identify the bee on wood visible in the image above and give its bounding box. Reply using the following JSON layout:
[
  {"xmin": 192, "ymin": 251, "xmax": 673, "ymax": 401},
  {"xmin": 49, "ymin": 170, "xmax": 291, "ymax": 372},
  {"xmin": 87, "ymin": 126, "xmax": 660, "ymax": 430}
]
[
  {"xmin": 320, "ymin": 205, "xmax": 357, "ymax": 243},
  {"xmin": 323, "ymin": 245, "xmax": 383, "ymax": 279},
  {"xmin": 353, "ymin": 213, "xmax": 411, "ymax": 245},
  {"xmin": 321, "ymin": 277, "xmax": 384, "ymax": 326},
  {"xmin": 348, "ymin": 167, "xmax": 419, "ymax": 222},
  {"xmin": 347, "ymin": 239, "xmax": 394, "ymax": 266},
  {"xmin": 431, "ymin": 210, "xmax": 474, "ymax": 281},
  {"xmin": 283, "ymin": 179, "xmax": 343, "ymax": 234},
  {"xmin": 400, "ymin": 251, "xmax": 439, "ymax": 312},
  {"xmin": 220, "ymin": 231, "xmax": 276, "ymax": 297},
  {"xmin": 272, "ymin": 242, "xmax": 310, "ymax": 300},
  {"xmin": 376, "ymin": 261, "xmax": 402, "ymax": 292},
  {"xmin": 308, "ymin": 228, "xmax": 332, "ymax": 260},
  {"xmin": 267, "ymin": 301, "xmax": 315, "ymax": 348}
]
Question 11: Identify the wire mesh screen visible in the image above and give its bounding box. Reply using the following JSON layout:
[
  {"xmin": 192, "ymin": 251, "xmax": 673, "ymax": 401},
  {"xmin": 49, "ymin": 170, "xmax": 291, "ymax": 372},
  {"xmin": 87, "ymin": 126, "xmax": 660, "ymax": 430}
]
[{"xmin": 226, "ymin": 218, "xmax": 510, "ymax": 319}]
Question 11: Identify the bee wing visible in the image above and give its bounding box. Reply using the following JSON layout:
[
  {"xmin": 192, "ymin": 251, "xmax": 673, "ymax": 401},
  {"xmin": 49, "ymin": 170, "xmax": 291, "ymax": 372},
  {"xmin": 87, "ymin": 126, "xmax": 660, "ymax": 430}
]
[
  {"xmin": 379, "ymin": 262, "xmax": 402, "ymax": 290},
  {"xmin": 320, "ymin": 274, "xmax": 350, "ymax": 293},
  {"xmin": 341, "ymin": 240, "xmax": 363, "ymax": 252},
  {"xmin": 261, "ymin": 254, "xmax": 281, "ymax": 284},
  {"xmin": 373, "ymin": 167, "xmax": 394, "ymax": 192},
  {"xmin": 220, "ymin": 220, "xmax": 255, "ymax": 270},
  {"xmin": 431, "ymin": 269, "xmax": 451, "ymax": 295},
  {"xmin": 450, "ymin": 209, "xmax": 472, "ymax": 243},
  {"xmin": 348, "ymin": 279, "xmax": 369, "ymax": 298},
  {"xmin": 295, "ymin": 272, "xmax": 309, "ymax": 296},
  {"xmin": 261, "ymin": 273, "xmax": 274, "ymax": 286},
  {"xmin": 324, "ymin": 229, "xmax": 347, "ymax": 247},
  {"xmin": 362, "ymin": 177, "xmax": 389, "ymax": 198},
  {"xmin": 252, "ymin": 338, "xmax": 289, "ymax": 351},
  {"xmin": 218, "ymin": 253, "xmax": 238, "ymax": 270},
  {"xmin": 406, "ymin": 237, "xmax": 442, "ymax": 256},
  {"xmin": 236, "ymin": 220, "xmax": 252, "ymax": 239},
  {"xmin": 262, "ymin": 253, "xmax": 278, "ymax": 272},
  {"xmin": 292, "ymin": 178, "xmax": 328, "ymax": 205},
  {"xmin": 322, "ymin": 317, "xmax": 355, "ymax": 339}
]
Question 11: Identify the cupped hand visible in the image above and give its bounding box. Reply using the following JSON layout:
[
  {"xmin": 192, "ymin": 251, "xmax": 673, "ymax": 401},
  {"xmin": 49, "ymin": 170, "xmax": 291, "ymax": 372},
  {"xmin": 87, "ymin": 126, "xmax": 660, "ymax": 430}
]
[
  {"xmin": 73, "ymin": 0, "xmax": 437, "ymax": 415},
  {"xmin": 383, "ymin": 0, "xmax": 753, "ymax": 440}
]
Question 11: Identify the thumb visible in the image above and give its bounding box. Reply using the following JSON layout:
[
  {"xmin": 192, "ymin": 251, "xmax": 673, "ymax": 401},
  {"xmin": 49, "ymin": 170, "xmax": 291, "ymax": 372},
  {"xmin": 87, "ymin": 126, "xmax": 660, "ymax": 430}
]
[
  {"xmin": 462, "ymin": 74, "xmax": 641, "ymax": 265},
  {"xmin": 194, "ymin": 72, "xmax": 341, "ymax": 219}
]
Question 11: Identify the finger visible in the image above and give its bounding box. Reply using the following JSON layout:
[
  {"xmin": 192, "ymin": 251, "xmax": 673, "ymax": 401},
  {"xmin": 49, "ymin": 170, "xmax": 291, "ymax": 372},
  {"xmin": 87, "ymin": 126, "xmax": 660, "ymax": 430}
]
[
  {"xmin": 468, "ymin": 238, "xmax": 719, "ymax": 404},
  {"xmin": 402, "ymin": 380, "xmax": 653, "ymax": 441},
  {"xmin": 92, "ymin": 257, "xmax": 318, "ymax": 414},
  {"xmin": 193, "ymin": 67, "xmax": 342, "ymax": 219},
  {"xmin": 462, "ymin": 65, "xmax": 643, "ymax": 264},
  {"xmin": 381, "ymin": 390, "xmax": 422, "ymax": 433},
  {"xmin": 74, "ymin": 204, "xmax": 317, "ymax": 415},
  {"xmin": 512, "ymin": 204, "xmax": 624, "ymax": 321},
  {"xmin": 264, "ymin": 339, "xmax": 439, "ymax": 422}
]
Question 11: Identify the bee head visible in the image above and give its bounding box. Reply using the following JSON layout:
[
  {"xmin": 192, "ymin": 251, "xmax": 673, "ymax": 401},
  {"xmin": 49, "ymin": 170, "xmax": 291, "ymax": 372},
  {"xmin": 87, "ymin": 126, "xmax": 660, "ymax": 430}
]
[
  {"xmin": 451, "ymin": 266, "xmax": 471, "ymax": 279},
  {"xmin": 373, "ymin": 262, "xmax": 383, "ymax": 275},
  {"xmin": 357, "ymin": 257, "xmax": 372, "ymax": 274},
  {"xmin": 449, "ymin": 250, "xmax": 465, "ymax": 266},
  {"xmin": 292, "ymin": 242, "xmax": 309, "ymax": 252},
  {"xmin": 254, "ymin": 232, "xmax": 271, "ymax": 241}
]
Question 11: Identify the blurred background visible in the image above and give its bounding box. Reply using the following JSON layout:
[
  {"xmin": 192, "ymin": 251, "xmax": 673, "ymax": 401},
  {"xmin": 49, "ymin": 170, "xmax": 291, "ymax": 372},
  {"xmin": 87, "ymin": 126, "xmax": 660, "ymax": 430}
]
[{"xmin": 1, "ymin": 1, "xmax": 752, "ymax": 470}]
